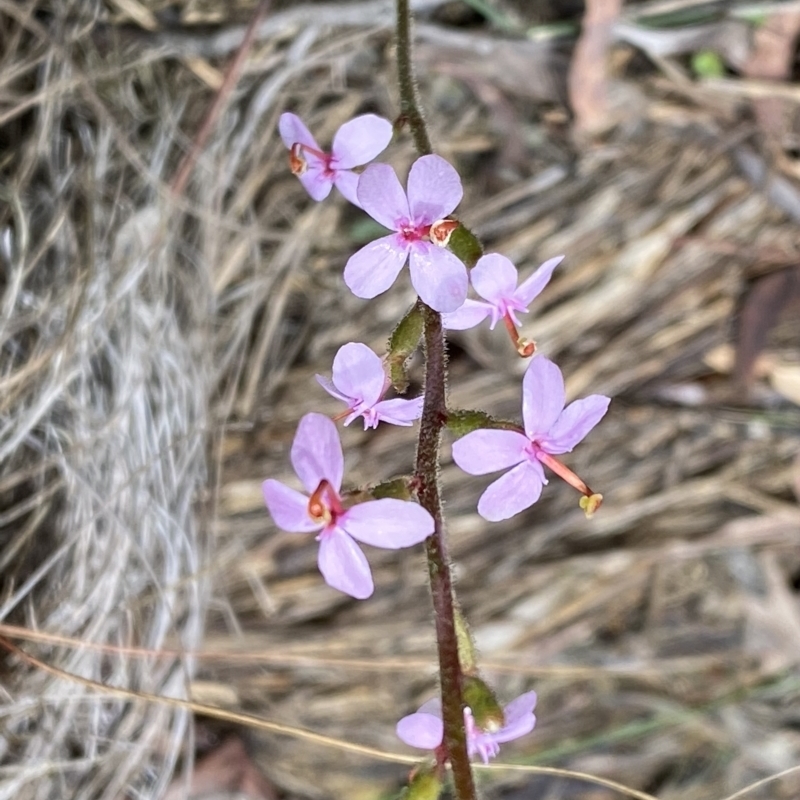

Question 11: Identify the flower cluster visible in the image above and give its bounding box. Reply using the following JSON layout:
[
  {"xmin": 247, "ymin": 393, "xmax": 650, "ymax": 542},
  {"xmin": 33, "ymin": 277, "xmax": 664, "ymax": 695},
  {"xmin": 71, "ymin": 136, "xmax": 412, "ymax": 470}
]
[{"xmin": 267, "ymin": 110, "xmax": 611, "ymax": 777}]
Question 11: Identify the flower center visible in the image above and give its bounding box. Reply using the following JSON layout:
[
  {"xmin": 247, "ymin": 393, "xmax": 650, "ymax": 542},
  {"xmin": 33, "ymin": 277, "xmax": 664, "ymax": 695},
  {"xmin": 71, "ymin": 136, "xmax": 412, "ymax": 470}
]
[
  {"xmin": 398, "ymin": 221, "xmax": 428, "ymax": 244},
  {"xmin": 307, "ymin": 479, "xmax": 343, "ymax": 526},
  {"xmin": 464, "ymin": 708, "xmax": 500, "ymax": 763},
  {"xmin": 288, "ymin": 143, "xmax": 334, "ymax": 177},
  {"xmin": 397, "ymin": 218, "xmax": 460, "ymax": 248}
]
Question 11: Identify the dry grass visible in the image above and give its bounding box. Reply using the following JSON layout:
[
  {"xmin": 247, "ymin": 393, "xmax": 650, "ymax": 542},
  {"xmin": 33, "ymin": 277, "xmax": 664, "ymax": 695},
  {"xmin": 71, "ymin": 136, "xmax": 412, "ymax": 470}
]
[{"xmin": 1, "ymin": 1, "xmax": 799, "ymax": 799}]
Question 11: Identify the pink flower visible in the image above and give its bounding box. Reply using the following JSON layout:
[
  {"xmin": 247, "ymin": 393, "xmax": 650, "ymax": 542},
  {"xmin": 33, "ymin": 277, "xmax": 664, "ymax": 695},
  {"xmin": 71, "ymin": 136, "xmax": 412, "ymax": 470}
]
[
  {"xmin": 442, "ymin": 254, "xmax": 563, "ymax": 356},
  {"xmin": 452, "ymin": 357, "xmax": 610, "ymax": 521},
  {"xmin": 396, "ymin": 691, "xmax": 537, "ymax": 764},
  {"xmin": 262, "ymin": 413, "xmax": 433, "ymax": 598},
  {"xmin": 344, "ymin": 155, "xmax": 468, "ymax": 313},
  {"xmin": 316, "ymin": 342, "xmax": 424, "ymax": 429},
  {"xmin": 278, "ymin": 112, "xmax": 393, "ymax": 206}
]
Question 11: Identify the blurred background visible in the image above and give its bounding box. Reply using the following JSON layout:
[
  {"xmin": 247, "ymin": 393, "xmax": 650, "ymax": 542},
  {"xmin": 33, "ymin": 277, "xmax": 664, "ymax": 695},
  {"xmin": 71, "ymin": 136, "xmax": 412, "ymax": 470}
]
[{"xmin": 1, "ymin": 1, "xmax": 800, "ymax": 798}]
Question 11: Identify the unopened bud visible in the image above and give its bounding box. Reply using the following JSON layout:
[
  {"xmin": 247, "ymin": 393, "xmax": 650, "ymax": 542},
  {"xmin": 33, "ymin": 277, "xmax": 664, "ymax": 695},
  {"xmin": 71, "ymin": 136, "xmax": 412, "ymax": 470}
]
[
  {"xmin": 463, "ymin": 676, "xmax": 505, "ymax": 732},
  {"xmin": 401, "ymin": 764, "xmax": 442, "ymax": 800}
]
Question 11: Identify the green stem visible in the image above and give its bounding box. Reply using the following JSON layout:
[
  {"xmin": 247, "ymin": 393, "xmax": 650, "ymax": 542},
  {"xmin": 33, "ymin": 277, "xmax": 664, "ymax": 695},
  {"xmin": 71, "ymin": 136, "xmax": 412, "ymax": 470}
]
[
  {"xmin": 396, "ymin": 3, "xmax": 476, "ymax": 797},
  {"xmin": 396, "ymin": 0, "xmax": 433, "ymax": 157}
]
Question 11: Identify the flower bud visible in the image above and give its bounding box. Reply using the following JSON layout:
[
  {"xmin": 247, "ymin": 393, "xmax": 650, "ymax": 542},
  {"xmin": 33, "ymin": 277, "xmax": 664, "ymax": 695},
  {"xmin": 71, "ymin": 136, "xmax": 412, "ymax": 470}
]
[
  {"xmin": 401, "ymin": 763, "xmax": 442, "ymax": 800},
  {"xmin": 388, "ymin": 302, "xmax": 424, "ymax": 392},
  {"xmin": 462, "ymin": 675, "xmax": 505, "ymax": 732},
  {"xmin": 447, "ymin": 223, "xmax": 483, "ymax": 268}
]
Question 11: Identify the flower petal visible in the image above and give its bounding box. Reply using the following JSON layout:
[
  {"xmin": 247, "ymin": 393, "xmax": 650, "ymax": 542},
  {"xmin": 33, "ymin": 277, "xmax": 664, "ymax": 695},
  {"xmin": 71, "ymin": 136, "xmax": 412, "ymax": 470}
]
[
  {"xmin": 344, "ymin": 234, "xmax": 408, "ymax": 300},
  {"xmin": 406, "ymin": 154, "xmax": 463, "ymax": 224},
  {"xmin": 278, "ymin": 112, "xmax": 320, "ymax": 151},
  {"xmin": 417, "ymin": 698, "xmax": 442, "ymax": 716},
  {"xmin": 452, "ymin": 429, "xmax": 529, "ymax": 475},
  {"xmin": 493, "ymin": 691, "xmax": 537, "ymax": 744},
  {"xmin": 477, "ymin": 461, "xmax": 545, "ymax": 522},
  {"xmin": 331, "ymin": 342, "xmax": 386, "ymax": 406},
  {"xmin": 331, "ymin": 114, "xmax": 393, "ymax": 169},
  {"xmin": 491, "ymin": 692, "xmax": 536, "ymax": 744},
  {"xmin": 357, "ymin": 163, "xmax": 409, "ymax": 230},
  {"xmin": 298, "ymin": 167, "xmax": 334, "ymax": 202},
  {"xmin": 470, "ymin": 253, "xmax": 519, "ymax": 304},
  {"xmin": 514, "ymin": 255, "xmax": 563, "ymax": 306},
  {"xmin": 396, "ymin": 712, "xmax": 444, "ymax": 750},
  {"xmin": 442, "ymin": 299, "xmax": 492, "ymax": 331},
  {"xmin": 315, "ymin": 373, "xmax": 350, "ymax": 404},
  {"xmin": 332, "ymin": 169, "xmax": 361, "ymax": 206},
  {"xmin": 290, "ymin": 412, "xmax": 344, "ymax": 493},
  {"xmin": 262, "ymin": 479, "xmax": 319, "ymax": 533},
  {"xmin": 371, "ymin": 396, "xmax": 424, "ymax": 425},
  {"xmin": 318, "ymin": 528, "xmax": 373, "ymax": 598},
  {"xmin": 342, "ymin": 499, "xmax": 434, "ymax": 548},
  {"xmin": 540, "ymin": 395, "xmax": 610, "ymax": 454},
  {"xmin": 408, "ymin": 245, "xmax": 468, "ymax": 313},
  {"xmin": 522, "ymin": 356, "xmax": 565, "ymax": 439}
]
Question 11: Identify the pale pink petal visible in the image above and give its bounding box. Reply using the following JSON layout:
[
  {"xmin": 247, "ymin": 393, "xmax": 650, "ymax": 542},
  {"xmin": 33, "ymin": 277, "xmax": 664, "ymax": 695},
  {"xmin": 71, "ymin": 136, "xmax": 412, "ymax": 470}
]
[
  {"xmin": 262, "ymin": 479, "xmax": 320, "ymax": 533},
  {"xmin": 540, "ymin": 395, "xmax": 610, "ymax": 454},
  {"xmin": 290, "ymin": 412, "xmax": 344, "ymax": 493},
  {"xmin": 344, "ymin": 235, "xmax": 409, "ymax": 300},
  {"xmin": 278, "ymin": 112, "xmax": 320, "ymax": 151},
  {"xmin": 514, "ymin": 256, "xmax": 563, "ymax": 306},
  {"xmin": 357, "ymin": 163, "xmax": 409, "ymax": 230},
  {"xmin": 442, "ymin": 299, "xmax": 492, "ymax": 331},
  {"xmin": 315, "ymin": 373, "xmax": 351, "ymax": 404},
  {"xmin": 417, "ymin": 698, "xmax": 442, "ymax": 716},
  {"xmin": 372, "ymin": 396, "xmax": 424, "ymax": 425},
  {"xmin": 470, "ymin": 253, "xmax": 519, "ymax": 304},
  {"xmin": 477, "ymin": 461, "xmax": 545, "ymax": 522},
  {"xmin": 451, "ymin": 429, "xmax": 529, "ymax": 475},
  {"xmin": 493, "ymin": 692, "xmax": 537, "ymax": 743},
  {"xmin": 298, "ymin": 168, "xmax": 334, "ymax": 202},
  {"xmin": 396, "ymin": 712, "xmax": 444, "ymax": 750},
  {"xmin": 342, "ymin": 499, "xmax": 433, "ymax": 548},
  {"xmin": 408, "ymin": 245, "xmax": 468, "ymax": 313},
  {"xmin": 332, "ymin": 169, "xmax": 361, "ymax": 206},
  {"xmin": 318, "ymin": 528, "xmax": 373, "ymax": 599},
  {"xmin": 331, "ymin": 342, "xmax": 386, "ymax": 406},
  {"xmin": 522, "ymin": 356, "xmax": 565, "ymax": 439},
  {"xmin": 407, "ymin": 154, "xmax": 463, "ymax": 225},
  {"xmin": 331, "ymin": 114, "xmax": 393, "ymax": 169}
]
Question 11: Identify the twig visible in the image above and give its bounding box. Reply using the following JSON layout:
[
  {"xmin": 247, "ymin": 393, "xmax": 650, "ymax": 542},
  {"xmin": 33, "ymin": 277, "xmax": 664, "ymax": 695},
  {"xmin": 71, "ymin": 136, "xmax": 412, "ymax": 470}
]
[{"xmin": 170, "ymin": 0, "xmax": 272, "ymax": 199}]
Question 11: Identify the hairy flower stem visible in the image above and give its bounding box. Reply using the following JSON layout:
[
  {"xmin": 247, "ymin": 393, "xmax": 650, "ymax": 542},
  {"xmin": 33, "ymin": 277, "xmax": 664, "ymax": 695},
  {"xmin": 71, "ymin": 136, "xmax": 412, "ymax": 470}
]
[
  {"xmin": 397, "ymin": 1, "xmax": 476, "ymax": 797},
  {"xmin": 396, "ymin": 0, "xmax": 433, "ymax": 157}
]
